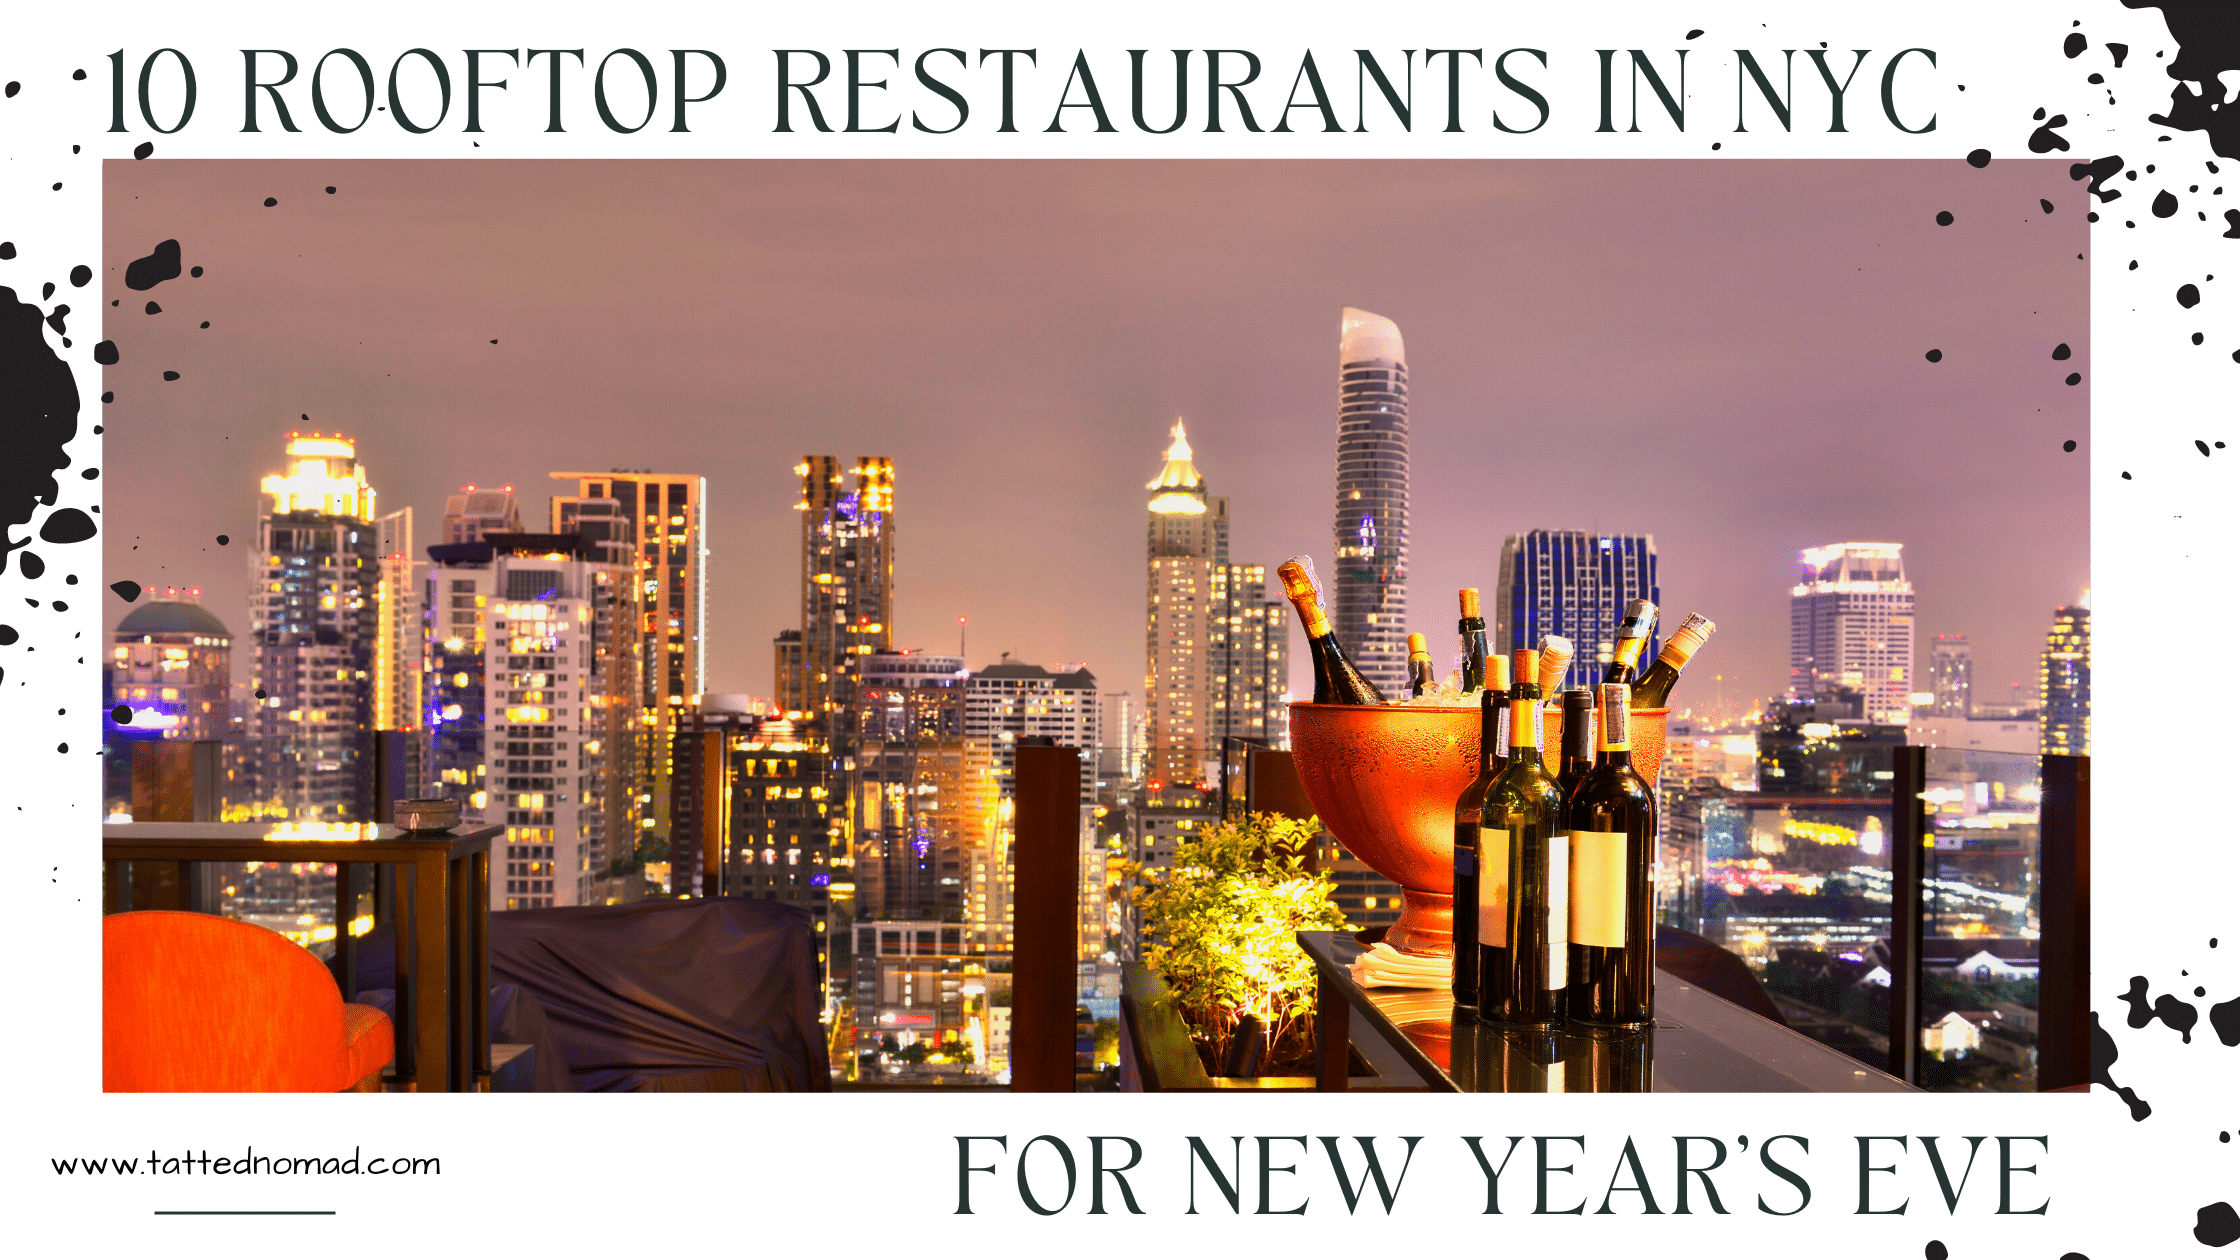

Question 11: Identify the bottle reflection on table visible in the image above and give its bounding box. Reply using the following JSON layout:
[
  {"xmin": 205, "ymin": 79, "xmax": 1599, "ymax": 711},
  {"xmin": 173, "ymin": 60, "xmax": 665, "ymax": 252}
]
[{"xmin": 1447, "ymin": 1008, "xmax": 1652, "ymax": 1093}]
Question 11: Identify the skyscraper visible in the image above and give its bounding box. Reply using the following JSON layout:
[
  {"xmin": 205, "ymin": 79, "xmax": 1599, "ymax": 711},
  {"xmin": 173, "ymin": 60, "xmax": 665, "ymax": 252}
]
[
  {"xmin": 1494, "ymin": 531, "xmax": 1662, "ymax": 691},
  {"xmin": 426, "ymin": 531, "xmax": 633, "ymax": 909},
  {"xmin": 549, "ymin": 470, "xmax": 708, "ymax": 857},
  {"xmin": 795, "ymin": 457, "xmax": 897, "ymax": 725},
  {"xmin": 2040, "ymin": 604, "xmax": 2090, "ymax": 757},
  {"xmin": 248, "ymin": 433, "xmax": 381, "ymax": 821},
  {"xmin": 104, "ymin": 588, "xmax": 234, "ymax": 817},
  {"xmin": 1788, "ymin": 542, "xmax": 1915, "ymax": 725},
  {"xmin": 1928, "ymin": 635, "xmax": 1973, "ymax": 718},
  {"xmin": 1332, "ymin": 307, "xmax": 1410, "ymax": 699},
  {"xmin": 374, "ymin": 508, "xmax": 421, "ymax": 736},
  {"xmin": 442, "ymin": 486, "xmax": 521, "ymax": 544},
  {"xmin": 1144, "ymin": 422, "xmax": 1291, "ymax": 784}
]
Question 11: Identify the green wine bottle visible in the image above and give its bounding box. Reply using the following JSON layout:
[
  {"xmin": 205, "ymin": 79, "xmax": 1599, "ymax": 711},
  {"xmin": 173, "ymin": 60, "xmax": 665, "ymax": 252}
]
[
  {"xmin": 1407, "ymin": 632, "xmax": 1436, "ymax": 698},
  {"xmin": 1567, "ymin": 683, "xmax": 1658, "ymax": 1028},
  {"xmin": 1600, "ymin": 599, "xmax": 1659, "ymax": 684},
  {"xmin": 1557, "ymin": 687, "xmax": 1595, "ymax": 798},
  {"xmin": 1278, "ymin": 557, "xmax": 1388, "ymax": 706},
  {"xmin": 1458, "ymin": 588, "xmax": 1491, "ymax": 693},
  {"xmin": 1452, "ymin": 653, "xmax": 1510, "ymax": 1007},
  {"xmin": 1485, "ymin": 648, "xmax": 1568, "ymax": 1028},
  {"xmin": 1628, "ymin": 613, "xmax": 1715, "ymax": 709}
]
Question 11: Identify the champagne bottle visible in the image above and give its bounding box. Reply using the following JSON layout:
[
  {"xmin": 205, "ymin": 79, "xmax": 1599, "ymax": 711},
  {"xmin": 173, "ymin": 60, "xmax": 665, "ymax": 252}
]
[
  {"xmin": 1452, "ymin": 653, "xmax": 1510, "ymax": 1007},
  {"xmin": 1627, "ymin": 613, "xmax": 1716, "ymax": 709},
  {"xmin": 1458, "ymin": 588, "xmax": 1491, "ymax": 693},
  {"xmin": 1557, "ymin": 688, "xmax": 1596, "ymax": 798},
  {"xmin": 1278, "ymin": 557, "xmax": 1388, "ymax": 706},
  {"xmin": 1535, "ymin": 634, "xmax": 1576, "ymax": 699},
  {"xmin": 1567, "ymin": 683, "xmax": 1658, "ymax": 1028},
  {"xmin": 1601, "ymin": 599, "xmax": 1659, "ymax": 685},
  {"xmin": 1483, "ymin": 648, "xmax": 1568, "ymax": 1027},
  {"xmin": 1407, "ymin": 632, "xmax": 1436, "ymax": 698}
]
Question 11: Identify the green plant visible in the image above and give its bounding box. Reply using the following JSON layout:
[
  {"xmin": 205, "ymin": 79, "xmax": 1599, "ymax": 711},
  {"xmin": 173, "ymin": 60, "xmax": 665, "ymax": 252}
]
[{"xmin": 1124, "ymin": 812, "xmax": 1351, "ymax": 1074}]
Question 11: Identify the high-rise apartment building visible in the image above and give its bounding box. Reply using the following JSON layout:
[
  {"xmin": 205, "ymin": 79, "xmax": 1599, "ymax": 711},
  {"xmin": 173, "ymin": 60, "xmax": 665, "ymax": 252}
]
[
  {"xmin": 1144, "ymin": 423, "xmax": 1291, "ymax": 784},
  {"xmin": 1332, "ymin": 307, "xmax": 1410, "ymax": 699},
  {"xmin": 2040, "ymin": 604, "xmax": 2090, "ymax": 757},
  {"xmin": 847, "ymin": 665, "xmax": 999, "ymax": 925},
  {"xmin": 1494, "ymin": 531, "xmax": 1663, "ymax": 692},
  {"xmin": 374, "ymin": 508, "xmax": 421, "ymax": 735},
  {"xmin": 794, "ymin": 457, "xmax": 896, "ymax": 725},
  {"xmin": 1788, "ymin": 542, "xmax": 1915, "ymax": 725},
  {"xmin": 425, "ymin": 532, "xmax": 633, "ymax": 909},
  {"xmin": 442, "ymin": 487, "xmax": 521, "ymax": 544},
  {"xmin": 965, "ymin": 659, "xmax": 1101, "ymax": 797},
  {"xmin": 1097, "ymin": 691, "xmax": 1144, "ymax": 790},
  {"xmin": 1929, "ymin": 635, "xmax": 1973, "ymax": 718},
  {"xmin": 248, "ymin": 433, "xmax": 381, "ymax": 822},
  {"xmin": 104, "ymin": 588, "xmax": 235, "ymax": 817},
  {"xmin": 549, "ymin": 470, "xmax": 708, "ymax": 857}
]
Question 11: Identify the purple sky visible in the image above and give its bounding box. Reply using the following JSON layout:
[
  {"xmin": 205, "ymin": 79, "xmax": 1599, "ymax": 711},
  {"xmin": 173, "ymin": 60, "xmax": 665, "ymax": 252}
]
[{"xmin": 102, "ymin": 159, "xmax": 2087, "ymax": 722}]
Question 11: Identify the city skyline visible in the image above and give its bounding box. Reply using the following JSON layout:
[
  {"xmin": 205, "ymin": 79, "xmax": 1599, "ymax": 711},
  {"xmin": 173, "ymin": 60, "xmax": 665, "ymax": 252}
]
[{"xmin": 102, "ymin": 161, "xmax": 2087, "ymax": 716}]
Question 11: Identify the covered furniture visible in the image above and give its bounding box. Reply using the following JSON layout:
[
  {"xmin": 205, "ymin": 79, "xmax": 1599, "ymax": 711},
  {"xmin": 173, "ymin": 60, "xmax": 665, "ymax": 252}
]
[{"xmin": 103, "ymin": 910, "xmax": 394, "ymax": 1092}]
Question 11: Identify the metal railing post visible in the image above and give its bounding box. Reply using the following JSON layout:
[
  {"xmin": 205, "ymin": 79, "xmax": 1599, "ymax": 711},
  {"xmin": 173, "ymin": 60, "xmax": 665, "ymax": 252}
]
[
  {"xmin": 1887, "ymin": 745, "xmax": 1927, "ymax": 1085},
  {"xmin": 1011, "ymin": 744, "xmax": 1081, "ymax": 1092},
  {"xmin": 2037, "ymin": 754, "xmax": 2091, "ymax": 1090}
]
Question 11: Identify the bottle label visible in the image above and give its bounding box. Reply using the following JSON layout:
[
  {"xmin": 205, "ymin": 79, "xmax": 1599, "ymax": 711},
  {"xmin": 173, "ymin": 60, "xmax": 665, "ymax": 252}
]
[
  {"xmin": 1599, "ymin": 684, "xmax": 1630, "ymax": 750},
  {"xmin": 1477, "ymin": 828, "xmax": 1508, "ymax": 947},
  {"xmin": 1508, "ymin": 699, "xmax": 1537, "ymax": 751},
  {"xmin": 1570, "ymin": 829, "xmax": 1628, "ymax": 947},
  {"xmin": 1543, "ymin": 833, "xmax": 1569, "ymax": 989},
  {"xmin": 1494, "ymin": 702, "xmax": 1511, "ymax": 752}
]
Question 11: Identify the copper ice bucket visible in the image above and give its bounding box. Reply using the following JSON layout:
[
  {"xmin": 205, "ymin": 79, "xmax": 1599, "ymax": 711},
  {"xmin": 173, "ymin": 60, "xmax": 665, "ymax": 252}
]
[{"xmin": 1288, "ymin": 701, "xmax": 1670, "ymax": 959}]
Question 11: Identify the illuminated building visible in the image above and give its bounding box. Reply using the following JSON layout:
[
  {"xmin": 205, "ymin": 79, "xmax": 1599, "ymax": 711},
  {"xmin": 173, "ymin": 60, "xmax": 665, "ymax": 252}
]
[
  {"xmin": 1789, "ymin": 542, "xmax": 1916, "ymax": 725},
  {"xmin": 1928, "ymin": 635, "xmax": 1972, "ymax": 718},
  {"xmin": 374, "ymin": 508, "xmax": 421, "ymax": 736},
  {"xmin": 442, "ymin": 486, "xmax": 521, "ymax": 545},
  {"xmin": 1144, "ymin": 422, "xmax": 1291, "ymax": 785},
  {"xmin": 1096, "ymin": 691, "xmax": 1144, "ymax": 791},
  {"xmin": 848, "ymin": 659, "xmax": 999, "ymax": 926},
  {"xmin": 248, "ymin": 433, "xmax": 381, "ymax": 821},
  {"xmin": 772, "ymin": 629, "xmax": 805, "ymax": 714},
  {"xmin": 1494, "ymin": 531, "xmax": 1662, "ymax": 690},
  {"xmin": 848, "ymin": 919, "xmax": 1007, "ymax": 1080},
  {"xmin": 2039, "ymin": 603, "xmax": 2090, "ymax": 757},
  {"xmin": 1332, "ymin": 307, "xmax": 1410, "ymax": 699},
  {"xmin": 795, "ymin": 457, "xmax": 896, "ymax": 725},
  {"xmin": 549, "ymin": 470, "xmax": 708, "ymax": 860},
  {"xmin": 425, "ymin": 532, "xmax": 633, "ymax": 909},
  {"xmin": 103, "ymin": 588, "xmax": 234, "ymax": 816}
]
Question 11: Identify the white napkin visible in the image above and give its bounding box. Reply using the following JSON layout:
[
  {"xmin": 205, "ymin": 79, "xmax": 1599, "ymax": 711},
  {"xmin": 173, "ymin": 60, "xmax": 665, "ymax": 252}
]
[{"xmin": 1348, "ymin": 942, "xmax": 1453, "ymax": 990}]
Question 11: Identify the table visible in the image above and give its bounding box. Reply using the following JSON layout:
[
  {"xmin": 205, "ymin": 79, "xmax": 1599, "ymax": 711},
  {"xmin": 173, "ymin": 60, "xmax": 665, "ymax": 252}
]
[
  {"xmin": 1298, "ymin": 931, "xmax": 1916, "ymax": 1093},
  {"xmin": 104, "ymin": 823, "xmax": 498, "ymax": 1092}
]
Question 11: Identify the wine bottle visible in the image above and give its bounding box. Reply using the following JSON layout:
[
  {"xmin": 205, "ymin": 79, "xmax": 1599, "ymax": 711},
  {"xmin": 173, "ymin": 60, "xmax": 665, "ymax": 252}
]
[
  {"xmin": 1458, "ymin": 588, "xmax": 1491, "ymax": 692},
  {"xmin": 1627, "ymin": 613, "xmax": 1716, "ymax": 709},
  {"xmin": 1601, "ymin": 599, "xmax": 1659, "ymax": 685},
  {"xmin": 1567, "ymin": 683, "xmax": 1658, "ymax": 1029},
  {"xmin": 1407, "ymin": 632, "xmax": 1436, "ymax": 698},
  {"xmin": 1278, "ymin": 557, "xmax": 1389, "ymax": 705},
  {"xmin": 1483, "ymin": 648, "xmax": 1568, "ymax": 1027},
  {"xmin": 1557, "ymin": 687, "xmax": 1596, "ymax": 798},
  {"xmin": 1535, "ymin": 634, "xmax": 1576, "ymax": 699},
  {"xmin": 1452, "ymin": 653, "xmax": 1510, "ymax": 1007},
  {"xmin": 1495, "ymin": 1027, "xmax": 1568, "ymax": 1094}
]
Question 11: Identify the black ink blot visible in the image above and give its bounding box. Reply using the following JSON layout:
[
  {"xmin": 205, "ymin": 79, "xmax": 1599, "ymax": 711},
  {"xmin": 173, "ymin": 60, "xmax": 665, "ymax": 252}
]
[
  {"xmin": 2200, "ymin": 440, "xmax": 2215, "ymax": 456},
  {"xmin": 2041, "ymin": 198, "xmax": 2056, "ymax": 213},
  {"xmin": 326, "ymin": 186, "xmax": 337, "ymax": 194},
  {"xmin": 2199, "ymin": 1203, "xmax": 2240, "ymax": 1248},
  {"xmin": 1924, "ymin": 348, "xmax": 1944, "ymax": 363},
  {"xmin": 2064, "ymin": 33, "xmax": 2087, "ymax": 58},
  {"xmin": 132, "ymin": 141, "xmax": 152, "ymax": 160},
  {"xmin": 263, "ymin": 197, "xmax": 277, "ymax": 207},
  {"xmin": 2154, "ymin": 189, "xmax": 2180, "ymax": 217},
  {"xmin": 0, "ymin": 288, "xmax": 80, "ymax": 559},
  {"xmin": 2067, "ymin": 372, "xmax": 2082, "ymax": 385},
  {"xmin": 110, "ymin": 580, "xmax": 140, "ymax": 602},
  {"xmin": 110, "ymin": 704, "xmax": 130, "ymax": 724},
  {"xmin": 189, "ymin": 266, "xmax": 202, "ymax": 278},
  {"xmin": 254, "ymin": 688, "xmax": 267, "ymax": 700},
  {"xmin": 2090, "ymin": 1010, "xmax": 2151, "ymax": 1118},
  {"xmin": 2063, "ymin": 439, "xmax": 2078, "ymax": 452},
  {"xmin": 38, "ymin": 508, "xmax": 94, "ymax": 544},
  {"xmin": 0, "ymin": 625, "xmax": 16, "ymax": 646},
  {"xmin": 2029, "ymin": 114, "xmax": 2071, "ymax": 153},
  {"xmin": 1967, "ymin": 149, "xmax": 1991, "ymax": 168},
  {"xmin": 99, "ymin": 391, "xmax": 111, "ymax": 403},
  {"xmin": 124, "ymin": 239, "xmax": 181, "ymax": 291},
  {"xmin": 2071, "ymin": 155, "xmax": 2124, "ymax": 201},
  {"xmin": 68, "ymin": 265, "xmax": 90, "ymax": 288},
  {"xmin": 0, "ymin": 243, "xmax": 13, "ymax": 260},
  {"xmin": 2053, "ymin": 342, "xmax": 2073, "ymax": 360},
  {"xmin": 2180, "ymin": 283, "xmax": 2203, "ymax": 308},
  {"xmin": 2210, "ymin": 994, "xmax": 2240, "ymax": 1046},
  {"xmin": 18, "ymin": 551, "xmax": 40, "ymax": 579},
  {"xmin": 1935, "ymin": 210, "xmax": 1954, "ymax": 226},
  {"xmin": 144, "ymin": 302, "xmax": 159, "ymax": 315}
]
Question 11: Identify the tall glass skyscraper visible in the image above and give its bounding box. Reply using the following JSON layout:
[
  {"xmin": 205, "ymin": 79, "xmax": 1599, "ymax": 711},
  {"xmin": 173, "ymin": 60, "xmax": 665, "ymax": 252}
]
[
  {"xmin": 2039, "ymin": 603, "xmax": 2090, "ymax": 756},
  {"xmin": 1494, "ymin": 531, "xmax": 1662, "ymax": 692},
  {"xmin": 1332, "ymin": 308, "xmax": 1410, "ymax": 699},
  {"xmin": 1928, "ymin": 635, "xmax": 1973, "ymax": 718}
]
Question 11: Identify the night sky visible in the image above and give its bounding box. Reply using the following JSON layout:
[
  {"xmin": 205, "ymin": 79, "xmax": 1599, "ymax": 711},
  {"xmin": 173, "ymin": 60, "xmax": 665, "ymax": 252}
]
[{"xmin": 102, "ymin": 159, "xmax": 2087, "ymax": 722}]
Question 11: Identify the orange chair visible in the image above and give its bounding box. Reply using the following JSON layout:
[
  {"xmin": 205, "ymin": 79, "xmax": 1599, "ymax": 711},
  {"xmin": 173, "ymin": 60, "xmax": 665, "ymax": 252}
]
[{"xmin": 104, "ymin": 910, "xmax": 394, "ymax": 1092}]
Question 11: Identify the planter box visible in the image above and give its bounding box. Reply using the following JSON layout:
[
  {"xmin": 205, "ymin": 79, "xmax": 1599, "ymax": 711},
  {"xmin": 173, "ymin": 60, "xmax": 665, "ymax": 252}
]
[{"xmin": 1118, "ymin": 963, "xmax": 1317, "ymax": 1091}]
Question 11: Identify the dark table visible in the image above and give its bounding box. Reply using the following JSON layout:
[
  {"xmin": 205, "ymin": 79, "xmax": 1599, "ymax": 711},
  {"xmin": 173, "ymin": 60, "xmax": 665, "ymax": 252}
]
[
  {"xmin": 1298, "ymin": 931, "xmax": 1915, "ymax": 1093},
  {"xmin": 104, "ymin": 822, "xmax": 498, "ymax": 1092}
]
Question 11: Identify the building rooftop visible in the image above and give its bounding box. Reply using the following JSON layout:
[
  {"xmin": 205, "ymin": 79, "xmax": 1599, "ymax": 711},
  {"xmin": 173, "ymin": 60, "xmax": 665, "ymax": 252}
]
[{"xmin": 115, "ymin": 598, "xmax": 231, "ymax": 638}]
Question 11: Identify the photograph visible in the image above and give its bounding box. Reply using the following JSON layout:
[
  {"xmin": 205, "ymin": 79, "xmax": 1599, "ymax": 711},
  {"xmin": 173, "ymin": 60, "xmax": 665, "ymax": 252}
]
[{"xmin": 94, "ymin": 158, "xmax": 2085, "ymax": 1097}]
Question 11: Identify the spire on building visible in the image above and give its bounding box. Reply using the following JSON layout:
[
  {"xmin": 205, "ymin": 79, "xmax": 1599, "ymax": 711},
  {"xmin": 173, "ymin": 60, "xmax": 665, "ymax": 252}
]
[{"xmin": 1147, "ymin": 420, "xmax": 1207, "ymax": 514}]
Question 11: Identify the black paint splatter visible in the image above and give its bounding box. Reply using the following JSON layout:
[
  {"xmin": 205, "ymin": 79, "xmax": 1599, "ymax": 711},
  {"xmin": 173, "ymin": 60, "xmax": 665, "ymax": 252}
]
[
  {"xmin": 144, "ymin": 302, "xmax": 160, "ymax": 316},
  {"xmin": 0, "ymin": 289, "xmax": 79, "ymax": 558},
  {"xmin": 67, "ymin": 265, "xmax": 90, "ymax": 288},
  {"xmin": 2068, "ymin": 372, "xmax": 2083, "ymax": 385},
  {"xmin": 18, "ymin": 552, "xmax": 40, "ymax": 579},
  {"xmin": 2129, "ymin": 4, "xmax": 2240, "ymax": 158},
  {"xmin": 162, "ymin": 371, "xmax": 179, "ymax": 381},
  {"xmin": 2053, "ymin": 342, "xmax": 2073, "ymax": 359},
  {"xmin": 0, "ymin": 625, "xmax": 16, "ymax": 646},
  {"xmin": 2210, "ymin": 994, "xmax": 2240, "ymax": 1046},
  {"xmin": 2064, "ymin": 440, "xmax": 2078, "ymax": 452},
  {"xmin": 2029, "ymin": 114, "xmax": 2072, "ymax": 153},
  {"xmin": 2042, "ymin": 198, "xmax": 2057, "ymax": 213},
  {"xmin": 1936, "ymin": 210, "xmax": 1955, "ymax": 226},
  {"xmin": 215, "ymin": 534, "xmax": 229, "ymax": 546},
  {"xmin": 2071, "ymin": 155, "xmax": 2125, "ymax": 201},
  {"xmin": 109, "ymin": 704, "xmax": 130, "ymax": 724},
  {"xmin": 2199, "ymin": 440, "xmax": 2215, "ymax": 456},
  {"xmin": 2154, "ymin": 189, "xmax": 2181, "ymax": 217},
  {"xmin": 2120, "ymin": 974, "xmax": 2202, "ymax": 1043},
  {"xmin": 2180, "ymin": 283, "xmax": 2203, "ymax": 308},
  {"xmin": 2225, "ymin": 210, "xmax": 2240, "ymax": 238},
  {"xmin": 1925, "ymin": 348, "xmax": 1944, "ymax": 363},
  {"xmin": 2091, "ymin": 1011, "xmax": 2152, "ymax": 1119},
  {"xmin": 124, "ymin": 239, "xmax": 181, "ymax": 291},
  {"xmin": 2199, "ymin": 1203, "xmax": 2240, "ymax": 1248},
  {"xmin": 132, "ymin": 141, "xmax": 152, "ymax": 160},
  {"xmin": 263, "ymin": 197, "xmax": 278, "ymax": 208},
  {"xmin": 2109, "ymin": 42, "xmax": 2131, "ymax": 69},
  {"xmin": 110, "ymin": 580, "xmax": 141, "ymax": 602},
  {"xmin": 254, "ymin": 688, "xmax": 267, "ymax": 700},
  {"xmin": 38, "ymin": 509, "xmax": 94, "ymax": 545},
  {"xmin": 2064, "ymin": 33, "xmax": 2088, "ymax": 59},
  {"xmin": 1967, "ymin": 148, "xmax": 1991, "ymax": 168}
]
